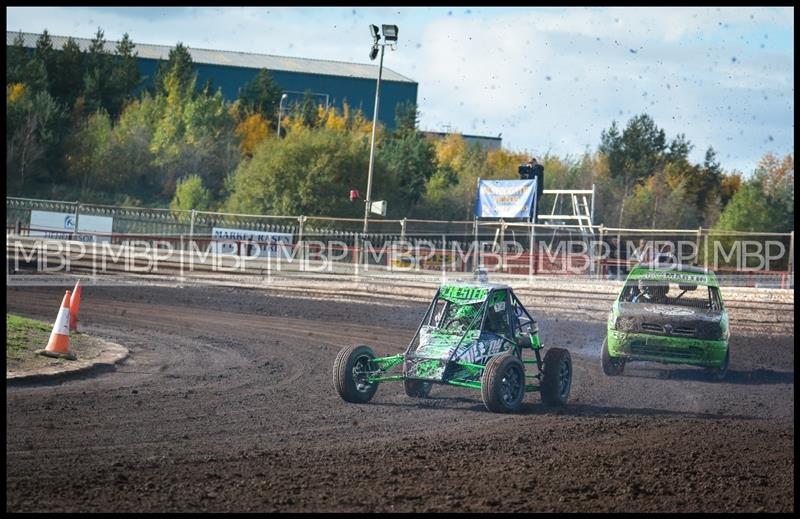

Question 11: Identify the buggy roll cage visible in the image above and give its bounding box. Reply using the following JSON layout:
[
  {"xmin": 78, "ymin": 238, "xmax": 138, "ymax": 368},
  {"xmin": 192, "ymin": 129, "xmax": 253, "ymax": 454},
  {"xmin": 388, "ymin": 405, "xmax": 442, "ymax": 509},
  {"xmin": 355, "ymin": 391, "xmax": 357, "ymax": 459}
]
[
  {"xmin": 364, "ymin": 285, "xmax": 546, "ymax": 391},
  {"xmin": 402, "ymin": 286, "xmax": 540, "ymax": 366}
]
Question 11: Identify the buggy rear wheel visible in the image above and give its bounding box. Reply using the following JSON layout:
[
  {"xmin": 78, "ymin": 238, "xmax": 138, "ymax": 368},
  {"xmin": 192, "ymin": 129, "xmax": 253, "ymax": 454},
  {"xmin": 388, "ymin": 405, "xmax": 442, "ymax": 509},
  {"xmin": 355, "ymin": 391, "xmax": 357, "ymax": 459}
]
[
  {"xmin": 333, "ymin": 345, "xmax": 379, "ymax": 403},
  {"xmin": 481, "ymin": 353, "xmax": 526, "ymax": 413},
  {"xmin": 404, "ymin": 378, "xmax": 432, "ymax": 398},
  {"xmin": 541, "ymin": 348, "xmax": 572, "ymax": 406},
  {"xmin": 601, "ymin": 336, "xmax": 625, "ymax": 376}
]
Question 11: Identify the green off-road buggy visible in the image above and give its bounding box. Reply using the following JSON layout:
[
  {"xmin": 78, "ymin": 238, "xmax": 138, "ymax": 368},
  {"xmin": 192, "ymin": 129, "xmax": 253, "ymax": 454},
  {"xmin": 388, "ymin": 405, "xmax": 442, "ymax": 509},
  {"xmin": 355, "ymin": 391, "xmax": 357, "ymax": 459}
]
[
  {"xmin": 603, "ymin": 262, "xmax": 730, "ymax": 380},
  {"xmin": 333, "ymin": 280, "xmax": 572, "ymax": 413}
]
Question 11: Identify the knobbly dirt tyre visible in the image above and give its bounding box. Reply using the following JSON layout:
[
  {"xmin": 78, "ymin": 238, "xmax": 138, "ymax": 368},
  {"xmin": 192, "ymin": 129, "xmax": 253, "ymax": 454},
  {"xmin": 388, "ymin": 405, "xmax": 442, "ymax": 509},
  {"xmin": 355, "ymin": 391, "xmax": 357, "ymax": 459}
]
[
  {"xmin": 333, "ymin": 345, "xmax": 379, "ymax": 403},
  {"xmin": 481, "ymin": 353, "xmax": 526, "ymax": 413},
  {"xmin": 404, "ymin": 378, "xmax": 432, "ymax": 398},
  {"xmin": 541, "ymin": 348, "xmax": 572, "ymax": 406},
  {"xmin": 601, "ymin": 336, "xmax": 625, "ymax": 376},
  {"xmin": 706, "ymin": 349, "xmax": 730, "ymax": 382}
]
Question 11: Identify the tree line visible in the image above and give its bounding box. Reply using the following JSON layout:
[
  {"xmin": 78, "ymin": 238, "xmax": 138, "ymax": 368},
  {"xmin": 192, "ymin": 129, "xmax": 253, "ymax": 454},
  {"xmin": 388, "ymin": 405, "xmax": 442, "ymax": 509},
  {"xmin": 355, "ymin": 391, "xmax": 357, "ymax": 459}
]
[{"xmin": 6, "ymin": 29, "xmax": 794, "ymax": 233}]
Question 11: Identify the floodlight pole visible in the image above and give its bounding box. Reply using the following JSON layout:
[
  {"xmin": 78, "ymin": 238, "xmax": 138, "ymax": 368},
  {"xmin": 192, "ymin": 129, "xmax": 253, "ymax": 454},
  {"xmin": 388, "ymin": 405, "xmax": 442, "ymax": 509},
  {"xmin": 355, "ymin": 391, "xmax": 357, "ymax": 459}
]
[
  {"xmin": 363, "ymin": 43, "xmax": 385, "ymax": 235},
  {"xmin": 277, "ymin": 93, "xmax": 288, "ymax": 138}
]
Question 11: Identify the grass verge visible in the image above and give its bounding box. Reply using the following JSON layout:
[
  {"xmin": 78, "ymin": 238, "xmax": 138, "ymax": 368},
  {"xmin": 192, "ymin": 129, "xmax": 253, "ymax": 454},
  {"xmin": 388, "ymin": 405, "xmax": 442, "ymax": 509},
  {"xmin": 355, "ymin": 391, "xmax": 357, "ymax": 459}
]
[{"xmin": 6, "ymin": 313, "xmax": 94, "ymax": 372}]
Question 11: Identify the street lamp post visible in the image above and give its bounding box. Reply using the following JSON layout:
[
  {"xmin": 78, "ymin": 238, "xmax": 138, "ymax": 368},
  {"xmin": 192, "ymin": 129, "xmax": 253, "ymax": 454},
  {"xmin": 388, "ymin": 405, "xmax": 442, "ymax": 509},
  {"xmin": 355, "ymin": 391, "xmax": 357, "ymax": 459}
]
[
  {"xmin": 276, "ymin": 93, "xmax": 288, "ymax": 138},
  {"xmin": 363, "ymin": 24, "xmax": 398, "ymax": 236}
]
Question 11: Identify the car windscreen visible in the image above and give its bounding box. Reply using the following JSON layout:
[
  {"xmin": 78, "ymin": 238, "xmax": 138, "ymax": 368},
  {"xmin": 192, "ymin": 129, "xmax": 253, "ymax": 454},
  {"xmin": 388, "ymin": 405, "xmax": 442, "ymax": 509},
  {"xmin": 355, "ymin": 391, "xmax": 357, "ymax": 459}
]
[
  {"xmin": 620, "ymin": 281, "xmax": 722, "ymax": 311},
  {"xmin": 427, "ymin": 299, "xmax": 485, "ymax": 333}
]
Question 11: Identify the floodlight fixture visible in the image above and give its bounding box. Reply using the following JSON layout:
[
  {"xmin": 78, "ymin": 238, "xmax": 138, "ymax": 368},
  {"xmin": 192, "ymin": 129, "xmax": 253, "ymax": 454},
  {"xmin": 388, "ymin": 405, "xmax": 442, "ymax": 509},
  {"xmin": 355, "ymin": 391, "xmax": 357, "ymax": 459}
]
[
  {"xmin": 381, "ymin": 24, "xmax": 398, "ymax": 42},
  {"xmin": 370, "ymin": 24, "xmax": 380, "ymax": 43},
  {"xmin": 369, "ymin": 45, "xmax": 379, "ymax": 61}
]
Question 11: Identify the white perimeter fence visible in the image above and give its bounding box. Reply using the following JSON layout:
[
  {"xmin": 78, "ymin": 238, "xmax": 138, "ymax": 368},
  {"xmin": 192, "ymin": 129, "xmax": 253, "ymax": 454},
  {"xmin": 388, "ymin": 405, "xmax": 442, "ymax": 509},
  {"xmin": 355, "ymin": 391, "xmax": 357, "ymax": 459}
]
[{"xmin": 6, "ymin": 196, "xmax": 794, "ymax": 288}]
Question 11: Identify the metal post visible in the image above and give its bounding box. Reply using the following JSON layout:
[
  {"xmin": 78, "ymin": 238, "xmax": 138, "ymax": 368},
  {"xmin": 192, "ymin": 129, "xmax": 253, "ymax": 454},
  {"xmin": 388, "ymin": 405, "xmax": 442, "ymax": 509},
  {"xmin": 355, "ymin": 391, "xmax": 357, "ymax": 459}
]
[
  {"xmin": 189, "ymin": 209, "xmax": 196, "ymax": 253},
  {"xmin": 363, "ymin": 44, "xmax": 385, "ymax": 236},
  {"xmin": 789, "ymin": 231, "xmax": 794, "ymax": 287},
  {"xmin": 500, "ymin": 219, "xmax": 506, "ymax": 273},
  {"xmin": 473, "ymin": 176, "xmax": 481, "ymax": 272},
  {"xmin": 297, "ymin": 215, "xmax": 306, "ymax": 263},
  {"xmin": 597, "ymin": 224, "xmax": 605, "ymax": 279},
  {"xmin": 400, "ymin": 217, "xmax": 407, "ymax": 242},
  {"xmin": 528, "ymin": 220, "xmax": 534, "ymax": 284},
  {"xmin": 695, "ymin": 227, "xmax": 702, "ymax": 265},
  {"xmin": 354, "ymin": 232, "xmax": 360, "ymax": 277},
  {"xmin": 473, "ymin": 217, "xmax": 479, "ymax": 272},
  {"xmin": 73, "ymin": 201, "xmax": 80, "ymax": 241},
  {"xmin": 590, "ymin": 183, "xmax": 596, "ymax": 225},
  {"xmin": 587, "ymin": 222, "xmax": 594, "ymax": 278},
  {"xmin": 531, "ymin": 188, "xmax": 538, "ymax": 276},
  {"xmin": 530, "ymin": 221, "xmax": 537, "ymax": 278}
]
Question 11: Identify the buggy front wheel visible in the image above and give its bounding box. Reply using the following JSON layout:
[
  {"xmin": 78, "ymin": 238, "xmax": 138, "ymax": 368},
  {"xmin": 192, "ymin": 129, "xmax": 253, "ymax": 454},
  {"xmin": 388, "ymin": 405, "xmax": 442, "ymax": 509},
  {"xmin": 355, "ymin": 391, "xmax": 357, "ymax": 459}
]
[
  {"xmin": 481, "ymin": 353, "xmax": 526, "ymax": 413},
  {"xmin": 541, "ymin": 348, "xmax": 572, "ymax": 406},
  {"xmin": 333, "ymin": 345, "xmax": 379, "ymax": 403},
  {"xmin": 404, "ymin": 378, "xmax": 432, "ymax": 398}
]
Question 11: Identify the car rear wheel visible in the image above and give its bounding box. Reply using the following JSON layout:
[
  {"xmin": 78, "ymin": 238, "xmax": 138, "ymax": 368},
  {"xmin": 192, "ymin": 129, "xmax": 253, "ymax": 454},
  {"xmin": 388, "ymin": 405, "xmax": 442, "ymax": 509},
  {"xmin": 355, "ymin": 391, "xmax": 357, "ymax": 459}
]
[
  {"xmin": 481, "ymin": 353, "xmax": 526, "ymax": 413},
  {"xmin": 706, "ymin": 349, "xmax": 730, "ymax": 382},
  {"xmin": 404, "ymin": 378, "xmax": 432, "ymax": 398},
  {"xmin": 601, "ymin": 336, "xmax": 625, "ymax": 376},
  {"xmin": 333, "ymin": 345, "xmax": 379, "ymax": 403},
  {"xmin": 541, "ymin": 348, "xmax": 572, "ymax": 406}
]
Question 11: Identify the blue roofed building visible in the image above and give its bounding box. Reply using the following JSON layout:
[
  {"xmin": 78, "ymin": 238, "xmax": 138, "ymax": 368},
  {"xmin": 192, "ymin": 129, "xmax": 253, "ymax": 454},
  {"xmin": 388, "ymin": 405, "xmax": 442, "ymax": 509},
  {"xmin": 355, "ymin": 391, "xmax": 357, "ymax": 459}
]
[{"xmin": 7, "ymin": 30, "xmax": 418, "ymax": 129}]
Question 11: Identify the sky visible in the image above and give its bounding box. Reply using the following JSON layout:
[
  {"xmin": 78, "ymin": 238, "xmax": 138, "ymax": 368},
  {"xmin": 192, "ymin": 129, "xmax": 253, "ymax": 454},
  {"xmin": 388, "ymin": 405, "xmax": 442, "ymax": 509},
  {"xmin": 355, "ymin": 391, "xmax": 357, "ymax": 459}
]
[{"xmin": 6, "ymin": 6, "xmax": 794, "ymax": 176}]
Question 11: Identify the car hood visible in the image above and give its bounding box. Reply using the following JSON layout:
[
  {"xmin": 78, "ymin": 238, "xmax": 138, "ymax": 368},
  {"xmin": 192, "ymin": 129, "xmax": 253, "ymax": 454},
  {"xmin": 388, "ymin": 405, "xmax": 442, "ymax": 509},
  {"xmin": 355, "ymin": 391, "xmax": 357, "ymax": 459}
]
[{"xmin": 616, "ymin": 303, "xmax": 726, "ymax": 340}]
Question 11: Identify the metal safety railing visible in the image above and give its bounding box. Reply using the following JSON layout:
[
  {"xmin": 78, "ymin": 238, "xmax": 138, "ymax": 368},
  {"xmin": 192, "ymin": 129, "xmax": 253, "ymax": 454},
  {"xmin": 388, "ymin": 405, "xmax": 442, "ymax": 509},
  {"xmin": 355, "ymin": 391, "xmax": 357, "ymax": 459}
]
[{"xmin": 6, "ymin": 196, "xmax": 794, "ymax": 287}]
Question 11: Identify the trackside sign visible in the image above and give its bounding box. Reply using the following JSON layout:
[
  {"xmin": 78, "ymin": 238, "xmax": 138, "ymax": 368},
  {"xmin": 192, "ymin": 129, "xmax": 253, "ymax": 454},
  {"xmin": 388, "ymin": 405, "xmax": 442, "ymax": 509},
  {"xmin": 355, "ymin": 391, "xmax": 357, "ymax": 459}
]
[
  {"xmin": 29, "ymin": 210, "xmax": 113, "ymax": 243},
  {"xmin": 210, "ymin": 227, "xmax": 293, "ymax": 258},
  {"xmin": 474, "ymin": 178, "xmax": 537, "ymax": 219}
]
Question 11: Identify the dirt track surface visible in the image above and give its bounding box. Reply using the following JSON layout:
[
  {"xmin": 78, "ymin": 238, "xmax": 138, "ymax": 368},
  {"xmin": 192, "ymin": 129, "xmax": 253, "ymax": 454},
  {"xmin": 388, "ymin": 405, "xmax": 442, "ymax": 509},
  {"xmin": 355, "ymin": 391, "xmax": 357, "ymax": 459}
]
[{"xmin": 6, "ymin": 284, "xmax": 794, "ymax": 512}]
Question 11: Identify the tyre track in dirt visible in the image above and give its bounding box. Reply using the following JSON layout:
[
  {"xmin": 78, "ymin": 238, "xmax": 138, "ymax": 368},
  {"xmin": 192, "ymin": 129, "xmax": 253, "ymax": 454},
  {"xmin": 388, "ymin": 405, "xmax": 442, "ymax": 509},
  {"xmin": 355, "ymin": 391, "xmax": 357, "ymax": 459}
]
[{"xmin": 6, "ymin": 285, "xmax": 794, "ymax": 512}]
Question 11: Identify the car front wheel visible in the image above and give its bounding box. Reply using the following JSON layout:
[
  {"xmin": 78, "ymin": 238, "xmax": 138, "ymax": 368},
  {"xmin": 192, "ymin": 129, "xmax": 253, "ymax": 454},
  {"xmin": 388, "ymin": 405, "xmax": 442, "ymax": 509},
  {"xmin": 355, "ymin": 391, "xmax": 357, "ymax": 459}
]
[
  {"xmin": 706, "ymin": 349, "xmax": 730, "ymax": 382},
  {"xmin": 601, "ymin": 336, "xmax": 625, "ymax": 376}
]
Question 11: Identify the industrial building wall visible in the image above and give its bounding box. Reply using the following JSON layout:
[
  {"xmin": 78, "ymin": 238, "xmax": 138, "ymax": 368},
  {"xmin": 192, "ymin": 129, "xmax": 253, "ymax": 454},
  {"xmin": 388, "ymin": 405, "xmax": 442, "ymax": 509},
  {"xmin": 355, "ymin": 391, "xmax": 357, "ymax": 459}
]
[{"xmin": 137, "ymin": 57, "xmax": 418, "ymax": 129}]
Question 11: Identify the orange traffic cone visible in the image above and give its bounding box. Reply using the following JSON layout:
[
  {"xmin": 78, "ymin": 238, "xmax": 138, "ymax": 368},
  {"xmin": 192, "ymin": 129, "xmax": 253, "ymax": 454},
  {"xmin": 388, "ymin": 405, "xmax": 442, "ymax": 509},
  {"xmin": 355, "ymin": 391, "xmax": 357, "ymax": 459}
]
[
  {"xmin": 69, "ymin": 280, "xmax": 82, "ymax": 331},
  {"xmin": 39, "ymin": 290, "xmax": 77, "ymax": 360}
]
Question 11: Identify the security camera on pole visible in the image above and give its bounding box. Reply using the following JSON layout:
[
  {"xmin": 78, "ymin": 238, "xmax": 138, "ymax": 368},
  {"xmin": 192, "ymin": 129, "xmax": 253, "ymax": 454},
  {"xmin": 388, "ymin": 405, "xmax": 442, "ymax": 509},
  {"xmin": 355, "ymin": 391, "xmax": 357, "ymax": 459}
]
[{"xmin": 362, "ymin": 24, "xmax": 398, "ymax": 241}]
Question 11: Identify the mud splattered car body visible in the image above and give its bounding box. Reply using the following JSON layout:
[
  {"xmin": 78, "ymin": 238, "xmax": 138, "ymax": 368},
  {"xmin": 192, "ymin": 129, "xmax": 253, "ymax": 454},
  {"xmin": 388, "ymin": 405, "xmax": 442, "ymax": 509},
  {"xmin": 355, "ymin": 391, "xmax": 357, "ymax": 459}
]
[
  {"xmin": 334, "ymin": 282, "xmax": 573, "ymax": 413},
  {"xmin": 603, "ymin": 263, "xmax": 730, "ymax": 380}
]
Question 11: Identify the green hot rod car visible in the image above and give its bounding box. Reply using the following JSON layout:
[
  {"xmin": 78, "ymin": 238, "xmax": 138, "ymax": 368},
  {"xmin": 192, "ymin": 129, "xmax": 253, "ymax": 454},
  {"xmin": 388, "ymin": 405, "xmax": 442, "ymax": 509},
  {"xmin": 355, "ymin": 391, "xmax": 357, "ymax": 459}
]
[
  {"xmin": 603, "ymin": 263, "xmax": 730, "ymax": 380},
  {"xmin": 333, "ymin": 281, "xmax": 572, "ymax": 413}
]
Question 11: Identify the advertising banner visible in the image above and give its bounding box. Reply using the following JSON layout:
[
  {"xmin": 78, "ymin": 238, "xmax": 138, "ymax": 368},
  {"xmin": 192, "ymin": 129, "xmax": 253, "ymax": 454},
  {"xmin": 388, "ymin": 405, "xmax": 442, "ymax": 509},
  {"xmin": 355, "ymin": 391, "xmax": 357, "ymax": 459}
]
[
  {"xmin": 389, "ymin": 250, "xmax": 459, "ymax": 271},
  {"xmin": 210, "ymin": 227, "xmax": 293, "ymax": 258},
  {"xmin": 474, "ymin": 178, "xmax": 537, "ymax": 219},
  {"xmin": 29, "ymin": 210, "xmax": 113, "ymax": 243}
]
